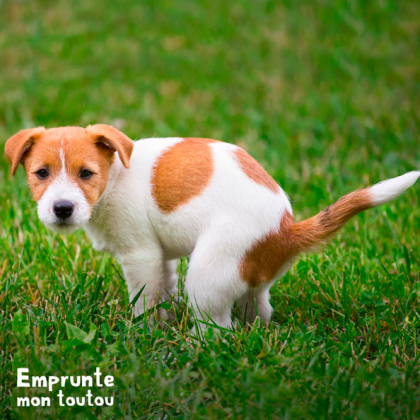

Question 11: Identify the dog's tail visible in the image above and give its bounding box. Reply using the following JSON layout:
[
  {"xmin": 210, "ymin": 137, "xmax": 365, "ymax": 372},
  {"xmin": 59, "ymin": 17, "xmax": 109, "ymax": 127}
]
[{"xmin": 289, "ymin": 171, "xmax": 420, "ymax": 252}]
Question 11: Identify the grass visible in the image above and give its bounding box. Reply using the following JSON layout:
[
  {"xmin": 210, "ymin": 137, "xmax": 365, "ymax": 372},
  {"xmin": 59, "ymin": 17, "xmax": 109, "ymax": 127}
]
[{"xmin": 0, "ymin": 0, "xmax": 420, "ymax": 418}]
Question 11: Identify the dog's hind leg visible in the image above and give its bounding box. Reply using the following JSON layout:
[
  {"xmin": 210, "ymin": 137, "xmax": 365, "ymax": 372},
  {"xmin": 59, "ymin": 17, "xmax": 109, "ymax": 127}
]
[
  {"xmin": 236, "ymin": 284, "xmax": 273, "ymax": 324},
  {"xmin": 185, "ymin": 233, "xmax": 248, "ymax": 333}
]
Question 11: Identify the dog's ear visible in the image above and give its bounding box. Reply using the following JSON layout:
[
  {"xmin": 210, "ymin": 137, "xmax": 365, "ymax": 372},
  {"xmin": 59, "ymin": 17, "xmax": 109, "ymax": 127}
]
[
  {"xmin": 5, "ymin": 127, "xmax": 46, "ymax": 176},
  {"xmin": 86, "ymin": 124, "xmax": 134, "ymax": 169}
]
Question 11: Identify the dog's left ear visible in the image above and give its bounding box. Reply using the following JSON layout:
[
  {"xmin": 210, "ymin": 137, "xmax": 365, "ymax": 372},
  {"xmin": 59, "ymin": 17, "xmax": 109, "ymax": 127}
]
[
  {"xmin": 5, "ymin": 127, "xmax": 46, "ymax": 176},
  {"xmin": 86, "ymin": 124, "xmax": 134, "ymax": 169}
]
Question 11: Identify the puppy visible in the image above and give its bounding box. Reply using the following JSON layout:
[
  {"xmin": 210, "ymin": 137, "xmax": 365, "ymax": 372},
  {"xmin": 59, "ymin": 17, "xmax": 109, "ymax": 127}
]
[{"xmin": 5, "ymin": 125, "xmax": 419, "ymax": 329}]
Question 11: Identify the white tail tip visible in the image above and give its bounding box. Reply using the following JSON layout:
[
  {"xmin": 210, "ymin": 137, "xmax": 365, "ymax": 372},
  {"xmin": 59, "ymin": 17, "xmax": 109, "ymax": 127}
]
[{"xmin": 370, "ymin": 171, "xmax": 420, "ymax": 206}]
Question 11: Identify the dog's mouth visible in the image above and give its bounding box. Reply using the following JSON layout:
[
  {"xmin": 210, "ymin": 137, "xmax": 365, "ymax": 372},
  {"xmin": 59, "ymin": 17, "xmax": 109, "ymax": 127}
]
[
  {"xmin": 37, "ymin": 196, "xmax": 92, "ymax": 233},
  {"xmin": 55, "ymin": 220, "xmax": 73, "ymax": 227},
  {"xmin": 47, "ymin": 218, "xmax": 82, "ymax": 233}
]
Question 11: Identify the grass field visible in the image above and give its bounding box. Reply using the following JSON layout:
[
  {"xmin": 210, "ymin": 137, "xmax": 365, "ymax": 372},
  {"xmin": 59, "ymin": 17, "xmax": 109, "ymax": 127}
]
[{"xmin": 1, "ymin": 0, "xmax": 420, "ymax": 419}]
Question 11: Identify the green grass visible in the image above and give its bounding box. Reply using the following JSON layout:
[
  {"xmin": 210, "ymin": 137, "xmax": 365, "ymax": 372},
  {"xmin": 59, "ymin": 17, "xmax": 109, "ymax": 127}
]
[{"xmin": 1, "ymin": 0, "xmax": 420, "ymax": 418}]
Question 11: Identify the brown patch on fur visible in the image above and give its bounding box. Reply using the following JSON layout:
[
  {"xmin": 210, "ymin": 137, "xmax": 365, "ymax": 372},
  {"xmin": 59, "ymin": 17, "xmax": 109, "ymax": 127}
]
[
  {"xmin": 290, "ymin": 189, "xmax": 372, "ymax": 251},
  {"xmin": 151, "ymin": 138, "xmax": 216, "ymax": 213},
  {"xmin": 234, "ymin": 148, "xmax": 279, "ymax": 193},
  {"xmin": 5, "ymin": 127, "xmax": 46, "ymax": 175},
  {"xmin": 239, "ymin": 211, "xmax": 296, "ymax": 287},
  {"xmin": 5, "ymin": 125, "xmax": 134, "ymax": 208},
  {"xmin": 184, "ymin": 137, "xmax": 218, "ymax": 144},
  {"xmin": 86, "ymin": 124, "xmax": 134, "ymax": 169},
  {"xmin": 240, "ymin": 189, "xmax": 373, "ymax": 287}
]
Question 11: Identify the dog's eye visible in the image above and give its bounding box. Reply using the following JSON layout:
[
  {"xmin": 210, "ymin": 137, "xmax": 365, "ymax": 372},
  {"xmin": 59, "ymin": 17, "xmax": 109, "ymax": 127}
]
[
  {"xmin": 80, "ymin": 169, "xmax": 93, "ymax": 180},
  {"xmin": 36, "ymin": 169, "xmax": 49, "ymax": 180}
]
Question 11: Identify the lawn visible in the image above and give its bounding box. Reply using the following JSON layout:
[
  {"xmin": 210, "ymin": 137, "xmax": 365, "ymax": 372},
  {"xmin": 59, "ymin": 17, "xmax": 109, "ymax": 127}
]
[{"xmin": 1, "ymin": 0, "xmax": 420, "ymax": 419}]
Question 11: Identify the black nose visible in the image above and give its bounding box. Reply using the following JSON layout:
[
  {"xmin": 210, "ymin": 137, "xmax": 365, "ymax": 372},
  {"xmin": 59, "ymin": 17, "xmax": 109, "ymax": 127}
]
[{"xmin": 53, "ymin": 200, "xmax": 74, "ymax": 219}]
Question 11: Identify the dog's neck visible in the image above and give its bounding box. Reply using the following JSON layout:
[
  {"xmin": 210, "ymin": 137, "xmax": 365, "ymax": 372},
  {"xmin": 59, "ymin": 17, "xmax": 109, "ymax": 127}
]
[
  {"xmin": 97, "ymin": 155, "xmax": 123, "ymax": 208},
  {"xmin": 83, "ymin": 155, "xmax": 123, "ymax": 252}
]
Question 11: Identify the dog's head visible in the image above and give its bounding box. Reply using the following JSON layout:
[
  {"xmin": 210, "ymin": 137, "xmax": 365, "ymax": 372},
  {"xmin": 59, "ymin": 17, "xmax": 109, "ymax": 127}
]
[{"xmin": 5, "ymin": 125, "xmax": 134, "ymax": 232}]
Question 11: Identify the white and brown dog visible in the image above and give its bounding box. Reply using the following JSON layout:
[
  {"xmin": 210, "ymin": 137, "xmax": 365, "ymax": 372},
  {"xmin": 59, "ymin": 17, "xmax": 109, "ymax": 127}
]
[{"xmin": 5, "ymin": 125, "xmax": 420, "ymax": 329}]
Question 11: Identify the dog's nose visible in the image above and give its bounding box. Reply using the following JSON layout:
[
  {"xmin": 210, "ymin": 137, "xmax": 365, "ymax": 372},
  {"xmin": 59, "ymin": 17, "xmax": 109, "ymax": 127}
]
[{"xmin": 53, "ymin": 200, "xmax": 74, "ymax": 219}]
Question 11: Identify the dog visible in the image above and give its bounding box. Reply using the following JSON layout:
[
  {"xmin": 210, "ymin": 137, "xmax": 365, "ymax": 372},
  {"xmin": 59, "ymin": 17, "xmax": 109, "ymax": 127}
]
[{"xmin": 5, "ymin": 125, "xmax": 419, "ymax": 330}]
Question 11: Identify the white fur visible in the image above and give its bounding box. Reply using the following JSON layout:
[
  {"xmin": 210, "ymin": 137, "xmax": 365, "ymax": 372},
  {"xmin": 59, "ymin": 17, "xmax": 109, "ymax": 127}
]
[
  {"xmin": 82, "ymin": 138, "xmax": 293, "ymax": 328},
  {"xmin": 369, "ymin": 171, "xmax": 420, "ymax": 206},
  {"xmin": 60, "ymin": 142, "xmax": 65, "ymax": 170},
  {"xmin": 42, "ymin": 137, "xmax": 418, "ymax": 330}
]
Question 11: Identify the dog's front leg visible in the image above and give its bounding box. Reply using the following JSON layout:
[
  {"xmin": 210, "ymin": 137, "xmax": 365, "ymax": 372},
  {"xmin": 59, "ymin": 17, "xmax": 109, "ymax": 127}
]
[{"xmin": 119, "ymin": 246, "xmax": 164, "ymax": 317}]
